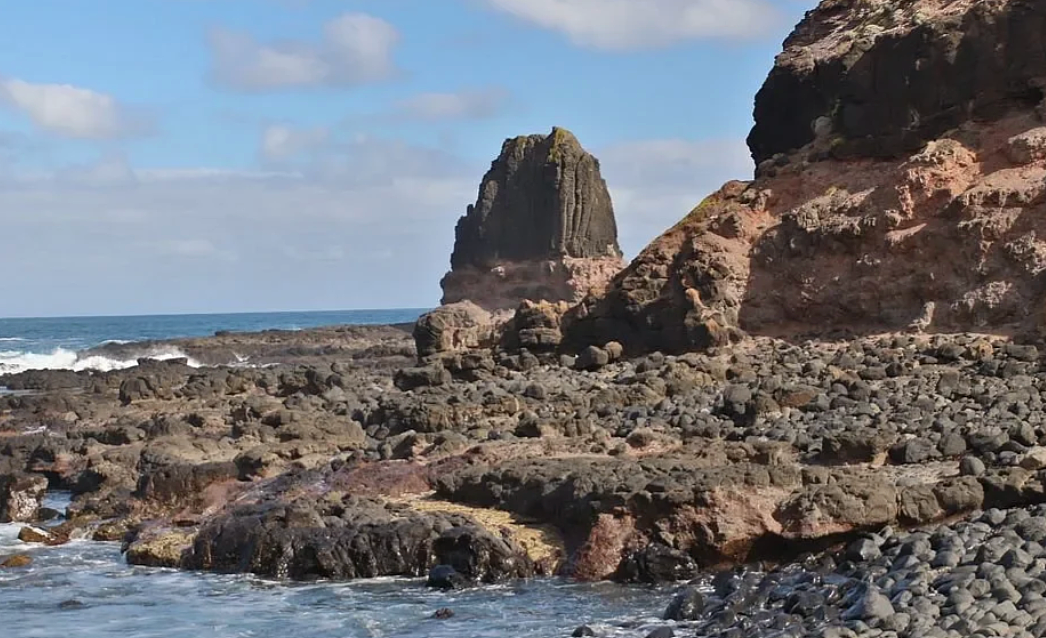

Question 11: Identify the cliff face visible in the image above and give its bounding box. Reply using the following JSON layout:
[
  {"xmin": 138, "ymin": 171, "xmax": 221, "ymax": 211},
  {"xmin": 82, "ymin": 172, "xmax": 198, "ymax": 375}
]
[
  {"xmin": 441, "ymin": 127, "xmax": 624, "ymax": 310},
  {"xmin": 565, "ymin": 0, "xmax": 1046, "ymax": 355},
  {"xmin": 748, "ymin": 0, "xmax": 1046, "ymax": 165}
]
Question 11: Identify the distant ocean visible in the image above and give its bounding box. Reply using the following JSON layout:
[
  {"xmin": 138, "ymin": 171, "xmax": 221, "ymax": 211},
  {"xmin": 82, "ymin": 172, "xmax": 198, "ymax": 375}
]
[{"xmin": 0, "ymin": 309, "xmax": 428, "ymax": 374}]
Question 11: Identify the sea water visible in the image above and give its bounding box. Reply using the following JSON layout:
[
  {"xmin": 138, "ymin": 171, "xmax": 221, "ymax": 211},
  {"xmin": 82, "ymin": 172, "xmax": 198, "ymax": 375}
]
[
  {"xmin": 0, "ymin": 312, "xmax": 675, "ymax": 635},
  {"xmin": 0, "ymin": 495, "xmax": 670, "ymax": 637},
  {"xmin": 0, "ymin": 309, "xmax": 428, "ymax": 373}
]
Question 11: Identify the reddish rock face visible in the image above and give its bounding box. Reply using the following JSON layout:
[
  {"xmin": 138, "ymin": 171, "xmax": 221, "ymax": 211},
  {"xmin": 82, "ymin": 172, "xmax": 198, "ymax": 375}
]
[
  {"xmin": 564, "ymin": 0, "xmax": 1046, "ymax": 355},
  {"xmin": 440, "ymin": 127, "xmax": 625, "ymax": 311}
]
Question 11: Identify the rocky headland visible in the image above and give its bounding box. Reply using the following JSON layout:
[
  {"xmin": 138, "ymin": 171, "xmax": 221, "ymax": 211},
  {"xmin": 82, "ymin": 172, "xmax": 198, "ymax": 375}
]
[
  {"xmin": 6, "ymin": 1, "xmax": 1046, "ymax": 638},
  {"xmin": 563, "ymin": 0, "xmax": 1046, "ymax": 359}
]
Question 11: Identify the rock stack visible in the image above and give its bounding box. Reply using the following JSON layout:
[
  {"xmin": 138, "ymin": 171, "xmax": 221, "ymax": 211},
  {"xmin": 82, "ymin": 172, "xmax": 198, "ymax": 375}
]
[{"xmin": 439, "ymin": 127, "xmax": 624, "ymax": 311}]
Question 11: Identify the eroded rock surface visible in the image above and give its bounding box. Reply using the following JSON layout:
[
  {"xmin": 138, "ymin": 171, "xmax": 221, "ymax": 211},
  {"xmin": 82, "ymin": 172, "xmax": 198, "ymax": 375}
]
[
  {"xmin": 565, "ymin": 0, "xmax": 1046, "ymax": 356},
  {"xmin": 440, "ymin": 127, "xmax": 624, "ymax": 311}
]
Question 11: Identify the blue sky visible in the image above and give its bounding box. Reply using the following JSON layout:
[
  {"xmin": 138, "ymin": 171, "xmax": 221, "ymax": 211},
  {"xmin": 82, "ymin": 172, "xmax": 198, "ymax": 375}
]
[{"xmin": 0, "ymin": 0, "xmax": 811, "ymax": 317}]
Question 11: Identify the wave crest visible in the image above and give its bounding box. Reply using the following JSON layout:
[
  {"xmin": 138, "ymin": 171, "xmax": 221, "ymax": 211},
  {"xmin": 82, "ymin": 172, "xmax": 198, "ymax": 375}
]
[{"xmin": 0, "ymin": 346, "xmax": 201, "ymax": 374}]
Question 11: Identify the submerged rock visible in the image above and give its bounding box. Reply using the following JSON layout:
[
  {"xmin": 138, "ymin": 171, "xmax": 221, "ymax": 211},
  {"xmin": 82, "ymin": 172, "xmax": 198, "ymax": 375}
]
[{"xmin": 0, "ymin": 554, "xmax": 32, "ymax": 568}]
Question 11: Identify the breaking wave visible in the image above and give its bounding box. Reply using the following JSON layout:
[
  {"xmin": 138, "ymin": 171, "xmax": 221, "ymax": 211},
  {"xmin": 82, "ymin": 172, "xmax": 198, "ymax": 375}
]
[{"xmin": 0, "ymin": 346, "xmax": 201, "ymax": 374}]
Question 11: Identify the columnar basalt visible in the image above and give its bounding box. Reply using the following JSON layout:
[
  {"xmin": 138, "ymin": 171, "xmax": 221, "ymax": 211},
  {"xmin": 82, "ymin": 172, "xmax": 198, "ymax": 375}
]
[{"xmin": 440, "ymin": 127, "xmax": 625, "ymax": 311}]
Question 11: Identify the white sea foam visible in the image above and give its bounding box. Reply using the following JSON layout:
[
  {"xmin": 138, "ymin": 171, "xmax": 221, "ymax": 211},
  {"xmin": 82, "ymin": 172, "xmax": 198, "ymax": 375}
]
[
  {"xmin": 0, "ymin": 346, "xmax": 201, "ymax": 373},
  {"xmin": 0, "ymin": 337, "xmax": 26, "ymax": 342}
]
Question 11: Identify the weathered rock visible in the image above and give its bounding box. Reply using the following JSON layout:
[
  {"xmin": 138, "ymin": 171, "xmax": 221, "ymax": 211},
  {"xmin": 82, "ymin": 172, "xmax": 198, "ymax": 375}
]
[
  {"xmin": 17, "ymin": 526, "xmax": 51, "ymax": 544},
  {"xmin": 0, "ymin": 473, "xmax": 48, "ymax": 523},
  {"xmin": 124, "ymin": 527, "xmax": 196, "ymax": 568},
  {"xmin": 393, "ymin": 366, "xmax": 451, "ymax": 391},
  {"xmin": 663, "ymin": 585, "xmax": 705, "ymax": 621},
  {"xmin": 563, "ymin": 0, "xmax": 1046, "ymax": 354},
  {"xmin": 499, "ymin": 300, "xmax": 570, "ymax": 353},
  {"xmin": 412, "ymin": 302, "xmax": 496, "ymax": 358},
  {"xmin": 749, "ymin": 0, "xmax": 1046, "ymax": 164},
  {"xmin": 440, "ymin": 127, "xmax": 624, "ymax": 310}
]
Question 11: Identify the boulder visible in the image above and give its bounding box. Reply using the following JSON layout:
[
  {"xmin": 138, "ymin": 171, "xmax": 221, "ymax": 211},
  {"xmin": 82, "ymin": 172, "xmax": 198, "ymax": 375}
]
[{"xmin": 412, "ymin": 302, "xmax": 496, "ymax": 358}]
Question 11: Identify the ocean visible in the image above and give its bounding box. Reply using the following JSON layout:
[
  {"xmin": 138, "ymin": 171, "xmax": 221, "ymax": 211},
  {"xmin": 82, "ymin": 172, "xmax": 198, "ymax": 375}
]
[
  {"xmin": 0, "ymin": 495, "xmax": 669, "ymax": 637},
  {"xmin": 0, "ymin": 309, "xmax": 428, "ymax": 374},
  {"xmin": 0, "ymin": 313, "xmax": 672, "ymax": 638}
]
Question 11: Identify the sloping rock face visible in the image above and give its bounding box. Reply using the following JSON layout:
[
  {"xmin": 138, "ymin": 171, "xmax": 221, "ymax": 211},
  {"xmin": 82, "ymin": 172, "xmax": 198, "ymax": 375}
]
[
  {"xmin": 440, "ymin": 127, "xmax": 625, "ymax": 311},
  {"xmin": 564, "ymin": 0, "xmax": 1046, "ymax": 355}
]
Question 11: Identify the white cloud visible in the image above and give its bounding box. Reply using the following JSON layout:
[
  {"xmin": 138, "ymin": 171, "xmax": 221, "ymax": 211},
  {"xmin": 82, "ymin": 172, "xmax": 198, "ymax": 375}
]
[
  {"xmin": 392, "ymin": 87, "xmax": 510, "ymax": 121},
  {"xmin": 260, "ymin": 124, "xmax": 329, "ymax": 160},
  {"xmin": 0, "ymin": 78, "xmax": 147, "ymax": 139},
  {"xmin": 598, "ymin": 138, "xmax": 754, "ymax": 256},
  {"xmin": 480, "ymin": 0, "xmax": 779, "ymax": 50},
  {"xmin": 0, "ymin": 126, "xmax": 755, "ymax": 315},
  {"xmin": 0, "ymin": 137, "xmax": 477, "ymax": 316},
  {"xmin": 208, "ymin": 13, "xmax": 399, "ymax": 91}
]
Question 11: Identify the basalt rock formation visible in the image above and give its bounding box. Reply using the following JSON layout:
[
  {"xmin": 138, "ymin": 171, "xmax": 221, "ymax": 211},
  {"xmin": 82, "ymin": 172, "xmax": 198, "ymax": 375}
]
[
  {"xmin": 564, "ymin": 0, "xmax": 1046, "ymax": 356},
  {"xmin": 440, "ymin": 127, "xmax": 624, "ymax": 311}
]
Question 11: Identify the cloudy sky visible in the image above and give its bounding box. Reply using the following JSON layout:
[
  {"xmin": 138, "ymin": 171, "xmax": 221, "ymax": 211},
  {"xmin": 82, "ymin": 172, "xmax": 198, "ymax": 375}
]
[{"xmin": 1, "ymin": 0, "xmax": 810, "ymax": 317}]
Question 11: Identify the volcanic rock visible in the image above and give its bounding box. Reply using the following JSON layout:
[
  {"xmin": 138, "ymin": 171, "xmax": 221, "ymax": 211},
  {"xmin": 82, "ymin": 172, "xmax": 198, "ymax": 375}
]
[
  {"xmin": 412, "ymin": 301, "xmax": 497, "ymax": 359},
  {"xmin": 564, "ymin": 0, "xmax": 1046, "ymax": 355},
  {"xmin": 440, "ymin": 127, "xmax": 624, "ymax": 311}
]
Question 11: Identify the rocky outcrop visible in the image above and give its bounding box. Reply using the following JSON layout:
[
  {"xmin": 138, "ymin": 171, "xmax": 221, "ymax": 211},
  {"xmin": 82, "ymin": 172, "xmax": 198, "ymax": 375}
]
[
  {"xmin": 412, "ymin": 301, "xmax": 498, "ymax": 359},
  {"xmin": 565, "ymin": 0, "xmax": 1046, "ymax": 355},
  {"xmin": 748, "ymin": 0, "xmax": 1046, "ymax": 165},
  {"xmin": 440, "ymin": 127, "xmax": 625, "ymax": 311}
]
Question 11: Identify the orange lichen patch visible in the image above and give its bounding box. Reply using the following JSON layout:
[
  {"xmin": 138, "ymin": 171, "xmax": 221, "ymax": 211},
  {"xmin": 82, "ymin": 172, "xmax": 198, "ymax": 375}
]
[{"xmin": 393, "ymin": 491, "xmax": 565, "ymax": 570}]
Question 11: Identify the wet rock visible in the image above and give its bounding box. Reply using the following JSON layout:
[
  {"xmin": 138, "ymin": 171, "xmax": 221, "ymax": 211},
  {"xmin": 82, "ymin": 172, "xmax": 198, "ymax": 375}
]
[
  {"xmin": 0, "ymin": 554, "xmax": 32, "ymax": 568},
  {"xmin": 663, "ymin": 585, "xmax": 705, "ymax": 621},
  {"xmin": 124, "ymin": 527, "xmax": 196, "ymax": 568},
  {"xmin": 842, "ymin": 586, "xmax": 894, "ymax": 623},
  {"xmin": 618, "ymin": 543, "xmax": 698, "ymax": 584},
  {"xmin": 427, "ymin": 564, "xmax": 469, "ymax": 590},
  {"xmin": 17, "ymin": 526, "xmax": 50, "ymax": 544}
]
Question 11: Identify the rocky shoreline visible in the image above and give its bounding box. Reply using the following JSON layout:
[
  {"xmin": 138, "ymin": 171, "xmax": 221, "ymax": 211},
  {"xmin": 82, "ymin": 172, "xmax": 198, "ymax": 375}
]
[
  {"xmin": 3, "ymin": 325, "xmax": 1046, "ymax": 636},
  {"xmin": 9, "ymin": 0, "xmax": 1046, "ymax": 636}
]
